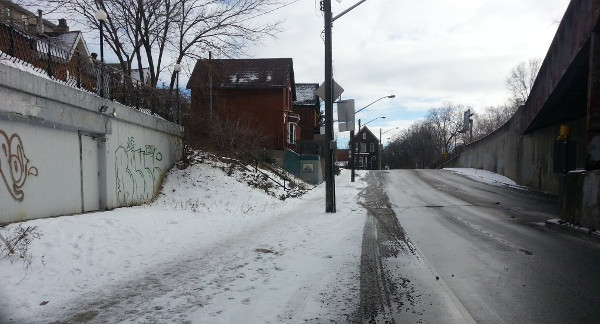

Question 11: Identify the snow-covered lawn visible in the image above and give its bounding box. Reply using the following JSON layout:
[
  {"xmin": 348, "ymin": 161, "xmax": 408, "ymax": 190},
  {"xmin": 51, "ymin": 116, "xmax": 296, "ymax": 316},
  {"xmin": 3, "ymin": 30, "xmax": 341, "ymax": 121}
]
[
  {"xmin": 0, "ymin": 161, "xmax": 526, "ymax": 323},
  {"xmin": 0, "ymin": 153, "xmax": 368, "ymax": 323}
]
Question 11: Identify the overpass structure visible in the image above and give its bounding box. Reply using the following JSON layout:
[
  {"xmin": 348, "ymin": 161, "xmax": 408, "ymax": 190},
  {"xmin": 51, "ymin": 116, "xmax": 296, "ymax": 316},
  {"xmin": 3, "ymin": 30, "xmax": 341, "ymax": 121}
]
[
  {"xmin": 446, "ymin": 0, "xmax": 600, "ymax": 229},
  {"xmin": 523, "ymin": 0, "xmax": 599, "ymax": 228}
]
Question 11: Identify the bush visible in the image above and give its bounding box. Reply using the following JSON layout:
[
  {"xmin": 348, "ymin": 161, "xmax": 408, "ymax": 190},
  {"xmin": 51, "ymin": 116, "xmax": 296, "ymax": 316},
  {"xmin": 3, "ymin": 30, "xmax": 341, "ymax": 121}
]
[{"xmin": 0, "ymin": 225, "xmax": 43, "ymax": 270}]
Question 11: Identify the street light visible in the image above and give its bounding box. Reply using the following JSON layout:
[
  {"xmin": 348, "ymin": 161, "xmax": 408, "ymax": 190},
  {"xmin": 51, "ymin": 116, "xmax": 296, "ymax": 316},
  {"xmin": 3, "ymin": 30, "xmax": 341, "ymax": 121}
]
[
  {"xmin": 380, "ymin": 127, "xmax": 399, "ymax": 142},
  {"xmin": 173, "ymin": 63, "xmax": 182, "ymax": 124},
  {"xmin": 356, "ymin": 95, "xmax": 395, "ymax": 115},
  {"xmin": 350, "ymin": 95, "xmax": 394, "ymax": 182},
  {"xmin": 95, "ymin": 9, "xmax": 107, "ymax": 98},
  {"xmin": 361, "ymin": 116, "xmax": 386, "ymax": 129},
  {"xmin": 379, "ymin": 127, "xmax": 399, "ymax": 169}
]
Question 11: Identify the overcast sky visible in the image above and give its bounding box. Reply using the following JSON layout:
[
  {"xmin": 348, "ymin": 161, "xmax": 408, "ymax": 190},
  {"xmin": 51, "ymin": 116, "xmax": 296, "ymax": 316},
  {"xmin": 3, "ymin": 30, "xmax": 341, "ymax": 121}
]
[
  {"xmin": 249, "ymin": 0, "xmax": 571, "ymax": 143},
  {"xmin": 26, "ymin": 0, "xmax": 571, "ymax": 144}
]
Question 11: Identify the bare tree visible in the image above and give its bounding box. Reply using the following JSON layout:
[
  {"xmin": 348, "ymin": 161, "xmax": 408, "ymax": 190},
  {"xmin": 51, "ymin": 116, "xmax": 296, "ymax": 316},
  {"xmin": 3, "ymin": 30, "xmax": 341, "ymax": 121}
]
[
  {"xmin": 36, "ymin": 0, "xmax": 284, "ymax": 87},
  {"xmin": 426, "ymin": 102, "xmax": 467, "ymax": 155},
  {"xmin": 471, "ymin": 103, "xmax": 514, "ymax": 139},
  {"xmin": 166, "ymin": 0, "xmax": 282, "ymax": 89},
  {"xmin": 383, "ymin": 120, "xmax": 440, "ymax": 169},
  {"xmin": 505, "ymin": 58, "xmax": 541, "ymax": 108}
]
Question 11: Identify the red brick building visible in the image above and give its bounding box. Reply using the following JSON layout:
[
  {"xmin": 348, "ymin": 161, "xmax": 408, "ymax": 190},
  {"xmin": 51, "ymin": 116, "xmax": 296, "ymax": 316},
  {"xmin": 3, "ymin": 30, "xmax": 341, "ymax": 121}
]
[
  {"xmin": 0, "ymin": 2, "xmax": 97, "ymax": 89},
  {"xmin": 187, "ymin": 58, "xmax": 299, "ymax": 151},
  {"xmin": 293, "ymin": 83, "xmax": 320, "ymax": 141}
]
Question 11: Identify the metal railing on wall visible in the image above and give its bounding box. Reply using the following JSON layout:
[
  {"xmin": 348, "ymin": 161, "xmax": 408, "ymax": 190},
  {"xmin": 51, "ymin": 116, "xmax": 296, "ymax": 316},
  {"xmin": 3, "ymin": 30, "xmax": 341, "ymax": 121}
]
[
  {"xmin": 229, "ymin": 150, "xmax": 302, "ymax": 192},
  {"xmin": 0, "ymin": 20, "xmax": 183, "ymax": 124}
]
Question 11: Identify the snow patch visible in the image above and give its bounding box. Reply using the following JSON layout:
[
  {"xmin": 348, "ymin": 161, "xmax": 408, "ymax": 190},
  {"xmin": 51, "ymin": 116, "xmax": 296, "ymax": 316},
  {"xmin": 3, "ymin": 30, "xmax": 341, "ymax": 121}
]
[{"xmin": 0, "ymin": 151, "xmax": 367, "ymax": 323}]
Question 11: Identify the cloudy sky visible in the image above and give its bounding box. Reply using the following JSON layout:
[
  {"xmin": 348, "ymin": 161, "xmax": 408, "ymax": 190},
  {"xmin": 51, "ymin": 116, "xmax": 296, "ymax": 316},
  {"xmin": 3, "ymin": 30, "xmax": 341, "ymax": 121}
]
[
  {"xmin": 249, "ymin": 0, "xmax": 571, "ymax": 143},
  {"xmin": 24, "ymin": 0, "xmax": 571, "ymax": 144}
]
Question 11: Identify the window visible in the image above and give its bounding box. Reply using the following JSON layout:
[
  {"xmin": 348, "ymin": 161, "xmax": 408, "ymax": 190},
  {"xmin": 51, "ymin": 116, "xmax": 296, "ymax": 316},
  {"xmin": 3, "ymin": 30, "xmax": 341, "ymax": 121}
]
[
  {"xmin": 287, "ymin": 122, "xmax": 297, "ymax": 144},
  {"xmin": 354, "ymin": 143, "xmax": 358, "ymax": 152},
  {"xmin": 370, "ymin": 143, "xmax": 375, "ymax": 152},
  {"xmin": 360, "ymin": 143, "xmax": 366, "ymax": 153},
  {"xmin": 362, "ymin": 132, "xmax": 366, "ymax": 140},
  {"xmin": 358, "ymin": 157, "xmax": 363, "ymax": 167}
]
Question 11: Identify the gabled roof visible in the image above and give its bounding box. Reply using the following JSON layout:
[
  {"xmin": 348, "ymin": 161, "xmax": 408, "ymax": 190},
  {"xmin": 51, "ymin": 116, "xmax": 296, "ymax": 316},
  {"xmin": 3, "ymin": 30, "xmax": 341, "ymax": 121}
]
[
  {"xmin": 294, "ymin": 83, "xmax": 319, "ymax": 107},
  {"xmin": 355, "ymin": 126, "xmax": 379, "ymax": 143},
  {"xmin": 187, "ymin": 58, "xmax": 296, "ymax": 99},
  {"xmin": 47, "ymin": 31, "xmax": 90, "ymax": 60}
]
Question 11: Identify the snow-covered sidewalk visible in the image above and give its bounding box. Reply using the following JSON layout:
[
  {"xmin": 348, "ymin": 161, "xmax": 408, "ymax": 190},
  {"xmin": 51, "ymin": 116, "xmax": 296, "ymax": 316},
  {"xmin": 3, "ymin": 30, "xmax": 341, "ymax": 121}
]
[{"xmin": 1, "ymin": 155, "xmax": 368, "ymax": 323}]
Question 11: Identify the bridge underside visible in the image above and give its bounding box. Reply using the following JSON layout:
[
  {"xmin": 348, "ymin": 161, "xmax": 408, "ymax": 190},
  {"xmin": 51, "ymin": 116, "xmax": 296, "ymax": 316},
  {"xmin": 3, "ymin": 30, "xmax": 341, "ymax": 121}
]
[
  {"xmin": 522, "ymin": 0, "xmax": 600, "ymax": 228},
  {"xmin": 524, "ymin": 41, "xmax": 588, "ymax": 134}
]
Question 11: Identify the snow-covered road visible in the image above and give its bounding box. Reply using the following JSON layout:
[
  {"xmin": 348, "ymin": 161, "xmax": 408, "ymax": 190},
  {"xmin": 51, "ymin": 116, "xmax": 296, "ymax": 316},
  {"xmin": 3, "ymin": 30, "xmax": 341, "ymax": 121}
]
[{"xmin": 1, "ymin": 154, "xmax": 367, "ymax": 323}]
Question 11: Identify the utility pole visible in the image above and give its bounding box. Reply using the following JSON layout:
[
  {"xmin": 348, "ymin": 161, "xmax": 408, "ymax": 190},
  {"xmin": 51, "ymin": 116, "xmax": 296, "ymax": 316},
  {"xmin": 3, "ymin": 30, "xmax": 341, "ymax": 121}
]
[
  {"xmin": 209, "ymin": 51, "xmax": 213, "ymax": 120},
  {"xmin": 322, "ymin": 0, "xmax": 368, "ymax": 212},
  {"xmin": 323, "ymin": 0, "xmax": 335, "ymax": 212},
  {"xmin": 350, "ymin": 129, "xmax": 355, "ymax": 182}
]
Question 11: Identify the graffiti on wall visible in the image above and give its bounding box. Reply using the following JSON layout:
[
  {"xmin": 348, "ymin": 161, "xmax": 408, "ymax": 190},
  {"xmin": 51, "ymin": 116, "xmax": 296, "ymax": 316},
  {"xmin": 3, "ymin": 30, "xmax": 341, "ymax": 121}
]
[
  {"xmin": 115, "ymin": 137, "xmax": 163, "ymax": 205},
  {"xmin": 0, "ymin": 130, "xmax": 39, "ymax": 202}
]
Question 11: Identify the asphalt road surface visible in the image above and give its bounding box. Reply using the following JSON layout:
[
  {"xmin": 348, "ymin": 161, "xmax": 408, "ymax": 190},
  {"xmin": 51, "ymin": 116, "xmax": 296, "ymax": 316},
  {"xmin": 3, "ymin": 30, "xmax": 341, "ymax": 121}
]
[{"xmin": 357, "ymin": 169, "xmax": 600, "ymax": 324}]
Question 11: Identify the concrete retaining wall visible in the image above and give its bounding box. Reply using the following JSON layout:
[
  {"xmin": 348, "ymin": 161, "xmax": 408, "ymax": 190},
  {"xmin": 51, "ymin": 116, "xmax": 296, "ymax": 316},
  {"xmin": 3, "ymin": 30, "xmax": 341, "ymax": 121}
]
[
  {"xmin": 445, "ymin": 106, "xmax": 586, "ymax": 195},
  {"xmin": 0, "ymin": 62, "xmax": 183, "ymax": 223}
]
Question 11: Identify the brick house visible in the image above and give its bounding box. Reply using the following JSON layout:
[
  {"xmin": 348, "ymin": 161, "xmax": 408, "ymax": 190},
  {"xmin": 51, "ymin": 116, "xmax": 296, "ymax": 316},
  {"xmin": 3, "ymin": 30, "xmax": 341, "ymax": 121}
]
[
  {"xmin": 0, "ymin": 1, "xmax": 96, "ymax": 89},
  {"xmin": 352, "ymin": 126, "xmax": 380, "ymax": 170},
  {"xmin": 187, "ymin": 58, "xmax": 299, "ymax": 151},
  {"xmin": 293, "ymin": 83, "xmax": 320, "ymax": 141}
]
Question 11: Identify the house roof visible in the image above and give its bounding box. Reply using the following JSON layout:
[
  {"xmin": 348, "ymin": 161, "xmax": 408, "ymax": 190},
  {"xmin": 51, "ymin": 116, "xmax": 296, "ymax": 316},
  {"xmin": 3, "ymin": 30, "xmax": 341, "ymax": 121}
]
[
  {"xmin": 47, "ymin": 31, "xmax": 90, "ymax": 59},
  {"xmin": 0, "ymin": 0, "xmax": 57, "ymax": 29},
  {"xmin": 355, "ymin": 126, "xmax": 379, "ymax": 143},
  {"xmin": 294, "ymin": 83, "xmax": 319, "ymax": 107},
  {"xmin": 187, "ymin": 58, "xmax": 296, "ymax": 99}
]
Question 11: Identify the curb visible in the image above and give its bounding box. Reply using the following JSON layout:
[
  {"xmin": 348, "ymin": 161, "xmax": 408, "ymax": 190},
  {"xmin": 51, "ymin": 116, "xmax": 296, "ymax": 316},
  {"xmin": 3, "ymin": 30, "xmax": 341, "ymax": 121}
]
[{"xmin": 545, "ymin": 219, "xmax": 600, "ymax": 244}]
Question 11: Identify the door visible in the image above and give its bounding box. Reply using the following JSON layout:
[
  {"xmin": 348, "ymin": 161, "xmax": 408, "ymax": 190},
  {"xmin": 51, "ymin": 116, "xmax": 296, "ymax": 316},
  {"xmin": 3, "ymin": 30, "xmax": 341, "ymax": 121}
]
[{"xmin": 80, "ymin": 134, "xmax": 99, "ymax": 212}]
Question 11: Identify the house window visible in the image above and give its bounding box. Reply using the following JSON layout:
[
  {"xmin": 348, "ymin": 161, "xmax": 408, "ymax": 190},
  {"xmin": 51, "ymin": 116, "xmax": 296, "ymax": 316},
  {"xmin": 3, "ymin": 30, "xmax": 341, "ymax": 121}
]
[
  {"xmin": 358, "ymin": 157, "xmax": 364, "ymax": 167},
  {"xmin": 362, "ymin": 132, "xmax": 366, "ymax": 140},
  {"xmin": 360, "ymin": 143, "xmax": 366, "ymax": 153},
  {"xmin": 354, "ymin": 143, "xmax": 358, "ymax": 152},
  {"xmin": 370, "ymin": 143, "xmax": 375, "ymax": 152},
  {"xmin": 287, "ymin": 122, "xmax": 297, "ymax": 145}
]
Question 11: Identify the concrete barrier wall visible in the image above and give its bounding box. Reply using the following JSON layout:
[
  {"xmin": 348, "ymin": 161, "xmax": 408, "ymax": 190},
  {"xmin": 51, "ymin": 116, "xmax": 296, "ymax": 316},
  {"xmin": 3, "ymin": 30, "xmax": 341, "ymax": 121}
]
[
  {"xmin": 445, "ymin": 106, "xmax": 586, "ymax": 195},
  {"xmin": 0, "ymin": 62, "xmax": 183, "ymax": 223}
]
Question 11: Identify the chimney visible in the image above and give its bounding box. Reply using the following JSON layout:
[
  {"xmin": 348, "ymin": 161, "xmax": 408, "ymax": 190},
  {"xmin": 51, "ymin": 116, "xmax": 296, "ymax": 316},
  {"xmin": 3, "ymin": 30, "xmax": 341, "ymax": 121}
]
[
  {"xmin": 56, "ymin": 18, "xmax": 69, "ymax": 33},
  {"xmin": 37, "ymin": 10, "xmax": 43, "ymax": 34}
]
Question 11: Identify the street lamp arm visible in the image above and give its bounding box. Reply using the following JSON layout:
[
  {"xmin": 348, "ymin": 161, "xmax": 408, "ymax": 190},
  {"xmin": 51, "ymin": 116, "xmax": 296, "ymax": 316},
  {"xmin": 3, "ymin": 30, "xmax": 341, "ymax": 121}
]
[
  {"xmin": 332, "ymin": 0, "xmax": 368, "ymax": 22},
  {"xmin": 363, "ymin": 116, "xmax": 386, "ymax": 127},
  {"xmin": 381, "ymin": 127, "xmax": 399, "ymax": 136},
  {"xmin": 356, "ymin": 95, "xmax": 395, "ymax": 114}
]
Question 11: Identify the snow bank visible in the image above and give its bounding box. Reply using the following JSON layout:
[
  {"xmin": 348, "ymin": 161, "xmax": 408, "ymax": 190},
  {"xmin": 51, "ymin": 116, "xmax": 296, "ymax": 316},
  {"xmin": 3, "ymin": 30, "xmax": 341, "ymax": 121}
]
[
  {"xmin": 444, "ymin": 167, "xmax": 526, "ymax": 189},
  {"xmin": 0, "ymin": 151, "xmax": 368, "ymax": 323}
]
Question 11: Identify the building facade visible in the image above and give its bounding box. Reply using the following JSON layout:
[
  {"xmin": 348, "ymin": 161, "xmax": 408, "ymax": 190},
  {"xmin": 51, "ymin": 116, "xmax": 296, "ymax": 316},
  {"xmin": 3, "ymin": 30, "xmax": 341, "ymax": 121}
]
[
  {"xmin": 352, "ymin": 127, "xmax": 380, "ymax": 170},
  {"xmin": 187, "ymin": 58, "xmax": 299, "ymax": 151}
]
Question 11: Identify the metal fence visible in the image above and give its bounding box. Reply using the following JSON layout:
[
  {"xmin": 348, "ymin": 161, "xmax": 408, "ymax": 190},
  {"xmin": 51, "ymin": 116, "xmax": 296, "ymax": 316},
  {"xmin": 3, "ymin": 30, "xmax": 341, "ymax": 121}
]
[{"xmin": 0, "ymin": 20, "xmax": 181, "ymax": 124}]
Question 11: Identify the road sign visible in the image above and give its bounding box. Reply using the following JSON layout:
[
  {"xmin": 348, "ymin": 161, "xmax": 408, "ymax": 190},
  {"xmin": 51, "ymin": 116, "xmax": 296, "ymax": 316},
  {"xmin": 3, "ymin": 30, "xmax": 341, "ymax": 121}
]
[
  {"xmin": 315, "ymin": 80, "xmax": 344, "ymax": 102},
  {"xmin": 338, "ymin": 122, "xmax": 355, "ymax": 132},
  {"xmin": 337, "ymin": 99, "xmax": 355, "ymax": 123}
]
